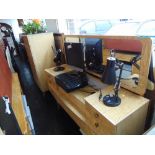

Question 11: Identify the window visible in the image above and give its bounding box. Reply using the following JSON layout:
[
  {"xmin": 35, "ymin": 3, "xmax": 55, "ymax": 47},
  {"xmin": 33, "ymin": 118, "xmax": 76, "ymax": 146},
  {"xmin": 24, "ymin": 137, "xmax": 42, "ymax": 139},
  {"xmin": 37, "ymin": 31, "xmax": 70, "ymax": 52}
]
[
  {"xmin": 80, "ymin": 21, "xmax": 95, "ymax": 34},
  {"xmin": 95, "ymin": 20, "xmax": 112, "ymax": 33},
  {"xmin": 136, "ymin": 20, "xmax": 155, "ymax": 36}
]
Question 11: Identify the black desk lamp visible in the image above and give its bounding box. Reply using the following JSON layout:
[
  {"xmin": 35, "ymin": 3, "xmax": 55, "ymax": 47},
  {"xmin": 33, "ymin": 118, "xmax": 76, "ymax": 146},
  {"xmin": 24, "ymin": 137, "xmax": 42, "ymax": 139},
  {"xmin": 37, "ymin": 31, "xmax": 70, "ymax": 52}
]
[
  {"xmin": 53, "ymin": 49, "xmax": 65, "ymax": 71},
  {"xmin": 130, "ymin": 54, "xmax": 141, "ymax": 70},
  {"xmin": 101, "ymin": 50, "xmax": 124, "ymax": 107}
]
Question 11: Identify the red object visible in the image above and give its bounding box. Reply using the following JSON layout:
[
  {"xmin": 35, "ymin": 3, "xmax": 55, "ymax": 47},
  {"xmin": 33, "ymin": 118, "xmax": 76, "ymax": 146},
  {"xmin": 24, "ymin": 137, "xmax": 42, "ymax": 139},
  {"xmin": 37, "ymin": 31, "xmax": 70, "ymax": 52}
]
[
  {"xmin": 0, "ymin": 48, "xmax": 12, "ymax": 103},
  {"xmin": 104, "ymin": 38, "xmax": 142, "ymax": 52}
]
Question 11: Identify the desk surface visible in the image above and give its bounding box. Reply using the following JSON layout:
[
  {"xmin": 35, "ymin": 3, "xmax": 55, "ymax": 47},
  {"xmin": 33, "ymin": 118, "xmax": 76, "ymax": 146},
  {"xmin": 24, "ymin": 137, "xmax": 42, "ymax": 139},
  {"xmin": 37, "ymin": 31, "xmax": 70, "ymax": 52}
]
[
  {"xmin": 45, "ymin": 64, "xmax": 149, "ymax": 134},
  {"xmin": 45, "ymin": 64, "xmax": 149, "ymax": 125},
  {"xmin": 85, "ymin": 87, "xmax": 149, "ymax": 125}
]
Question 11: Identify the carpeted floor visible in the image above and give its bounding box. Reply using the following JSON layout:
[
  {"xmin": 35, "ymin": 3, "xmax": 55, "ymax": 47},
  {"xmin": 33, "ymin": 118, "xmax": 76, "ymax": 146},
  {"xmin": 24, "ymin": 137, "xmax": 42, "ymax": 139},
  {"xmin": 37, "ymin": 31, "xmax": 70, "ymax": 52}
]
[{"xmin": 14, "ymin": 54, "xmax": 81, "ymax": 135}]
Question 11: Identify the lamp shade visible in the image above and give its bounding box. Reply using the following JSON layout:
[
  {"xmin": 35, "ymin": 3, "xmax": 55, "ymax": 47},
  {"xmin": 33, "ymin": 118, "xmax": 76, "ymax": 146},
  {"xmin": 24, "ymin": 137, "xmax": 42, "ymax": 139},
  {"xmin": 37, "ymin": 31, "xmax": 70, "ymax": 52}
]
[{"xmin": 101, "ymin": 57, "xmax": 116, "ymax": 84}]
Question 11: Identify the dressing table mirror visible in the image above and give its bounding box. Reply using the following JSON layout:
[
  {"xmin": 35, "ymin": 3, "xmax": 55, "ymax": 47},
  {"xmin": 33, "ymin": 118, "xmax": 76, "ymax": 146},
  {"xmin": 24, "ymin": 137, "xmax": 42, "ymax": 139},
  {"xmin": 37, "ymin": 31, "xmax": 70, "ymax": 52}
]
[
  {"xmin": 64, "ymin": 35, "xmax": 152, "ymax": 96},
  {"xmin": 102, "ymin": 36, "xmax": 152, "ymax": 95}
]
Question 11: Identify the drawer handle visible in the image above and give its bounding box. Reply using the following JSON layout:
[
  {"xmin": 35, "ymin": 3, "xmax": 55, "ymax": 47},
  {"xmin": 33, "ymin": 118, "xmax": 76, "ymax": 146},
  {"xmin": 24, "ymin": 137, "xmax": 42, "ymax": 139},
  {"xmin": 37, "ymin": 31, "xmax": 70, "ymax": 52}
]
[
  {"xmin": 94, "ymin": 122, "xmax": 99, "ymax": 128},
  {"xmin": 94, "ymin": 113, "xmax": 99, "ymax": 118}
]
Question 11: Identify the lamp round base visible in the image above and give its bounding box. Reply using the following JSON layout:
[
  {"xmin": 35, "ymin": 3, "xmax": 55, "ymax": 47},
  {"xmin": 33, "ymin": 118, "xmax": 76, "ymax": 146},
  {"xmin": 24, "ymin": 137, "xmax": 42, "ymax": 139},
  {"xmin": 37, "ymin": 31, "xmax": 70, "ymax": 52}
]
[
  {"xmin": 53, "ymin": 66, "xmax": 65, "ymax": 72},
  {"xmin": 103, "ymin": 95, "xmax": 121, "ymax": 107}
]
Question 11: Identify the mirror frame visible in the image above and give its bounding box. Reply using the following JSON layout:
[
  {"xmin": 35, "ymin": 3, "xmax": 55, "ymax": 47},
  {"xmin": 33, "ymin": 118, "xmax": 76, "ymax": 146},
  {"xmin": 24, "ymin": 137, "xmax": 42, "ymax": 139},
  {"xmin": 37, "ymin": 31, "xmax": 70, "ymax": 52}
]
[{"xmin": 64, "ymin": 35, "xmax": 152, "ymax": 96}]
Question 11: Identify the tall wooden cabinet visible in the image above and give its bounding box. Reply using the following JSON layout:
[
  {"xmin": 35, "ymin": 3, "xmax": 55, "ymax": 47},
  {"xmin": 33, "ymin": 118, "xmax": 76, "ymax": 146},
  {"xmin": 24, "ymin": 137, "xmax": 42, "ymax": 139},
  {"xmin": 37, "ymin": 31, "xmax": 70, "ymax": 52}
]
[{"xmin": 23, "ymin": 33, "xmax": 56, "ymax": 92}]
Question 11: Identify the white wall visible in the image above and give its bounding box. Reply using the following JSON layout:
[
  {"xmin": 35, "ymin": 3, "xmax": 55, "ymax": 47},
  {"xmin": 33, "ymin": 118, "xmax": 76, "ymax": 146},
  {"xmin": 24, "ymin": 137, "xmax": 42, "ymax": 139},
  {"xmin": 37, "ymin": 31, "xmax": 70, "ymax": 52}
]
[
  {"xmin": 57, "ymin": 19, "xmax": 68, "ymax": 33},
  {"xmin": 0, "ymin": 19, "xmax": 21, "ymax": 42},
  {"xmin": 45, "ymin": 19, "xmax": 59, "ymax": 33}
]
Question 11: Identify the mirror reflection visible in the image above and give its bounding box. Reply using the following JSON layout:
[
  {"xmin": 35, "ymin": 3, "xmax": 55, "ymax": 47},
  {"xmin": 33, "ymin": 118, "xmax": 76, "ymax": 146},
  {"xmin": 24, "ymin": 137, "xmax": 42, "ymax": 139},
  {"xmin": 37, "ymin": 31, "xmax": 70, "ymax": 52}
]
[
  {"xmin": 115, "ymin": 50, "xmax": 141, "ymax": 88},
  {"xmin": 101, "ymin": 38, "xmax": 142, "ymax": 89},
  {"xmin": 81, "ymin": 37, "xmax": 142, "ymax": 88},
  {"xmin": 64, "ymin": 36, "xmax": 151, "ymax": 95}
]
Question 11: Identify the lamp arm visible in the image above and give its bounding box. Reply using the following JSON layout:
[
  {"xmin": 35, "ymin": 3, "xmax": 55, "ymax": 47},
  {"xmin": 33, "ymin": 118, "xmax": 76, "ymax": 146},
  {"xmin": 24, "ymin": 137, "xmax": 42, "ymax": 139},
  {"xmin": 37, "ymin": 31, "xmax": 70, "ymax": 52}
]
[
  {"xmin": 114, "ymin": 62, "xmax": 124, "ymax": 98},
  {"xmin": 130, "ymin": 55, "xmax": 141, "ymax": 70}
]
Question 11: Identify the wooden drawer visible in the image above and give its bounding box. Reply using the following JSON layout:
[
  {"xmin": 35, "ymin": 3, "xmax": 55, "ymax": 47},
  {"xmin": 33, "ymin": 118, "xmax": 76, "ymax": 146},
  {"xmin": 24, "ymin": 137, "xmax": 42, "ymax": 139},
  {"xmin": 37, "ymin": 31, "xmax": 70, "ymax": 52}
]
[
  {"xmin": 47, "ymin": 74, "xmax": 58, "ymax": 90},
  {"xmin": 47, "ymin": 74, "xmax": 55, "ymax": 84},
  {"xmin": 55, "ymin": 85, "xmax": 86, "ymax": 117},
  {"xmin": 85, "ymin": 103, "xmax": 116, "ymax": 134},
  {"xmin": 47, "ymin": 75, "xmax": 86, "ymax": 116}
]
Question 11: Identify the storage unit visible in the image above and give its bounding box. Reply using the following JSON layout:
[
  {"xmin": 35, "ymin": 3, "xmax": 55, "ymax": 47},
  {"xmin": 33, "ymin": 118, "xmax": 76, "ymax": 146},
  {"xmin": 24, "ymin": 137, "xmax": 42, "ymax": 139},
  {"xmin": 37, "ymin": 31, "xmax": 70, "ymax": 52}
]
[
  {"xmin": 23, "ymin": 33, "xmax": 56, "ymax": 92},
  {"xmin": 85, "ymin": 88, "xmax": 149, "ymax": 134},
  {"xmin": 45, "ymin": 64, "xmax": 149, "ymax": 135}
]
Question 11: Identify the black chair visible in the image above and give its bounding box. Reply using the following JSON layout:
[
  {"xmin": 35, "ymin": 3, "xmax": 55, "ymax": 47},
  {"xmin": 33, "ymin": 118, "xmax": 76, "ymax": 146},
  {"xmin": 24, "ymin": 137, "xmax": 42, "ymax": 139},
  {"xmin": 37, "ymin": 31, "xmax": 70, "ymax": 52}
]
[
  {"xmin": 0, "ymin": 22, "xmax": 19, "ymax": 54},
  {"xmin": 0, "ymin": 23, "xmax": 19, "ymax": 72}
]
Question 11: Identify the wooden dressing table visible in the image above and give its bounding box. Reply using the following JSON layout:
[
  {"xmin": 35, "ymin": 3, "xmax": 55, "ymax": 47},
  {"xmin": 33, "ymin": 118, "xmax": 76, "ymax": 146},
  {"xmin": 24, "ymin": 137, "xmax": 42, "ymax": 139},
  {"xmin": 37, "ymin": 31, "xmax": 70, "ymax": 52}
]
[{"xmin": 45, "ymin": 64, "xmax": 149, "ymax": 135}]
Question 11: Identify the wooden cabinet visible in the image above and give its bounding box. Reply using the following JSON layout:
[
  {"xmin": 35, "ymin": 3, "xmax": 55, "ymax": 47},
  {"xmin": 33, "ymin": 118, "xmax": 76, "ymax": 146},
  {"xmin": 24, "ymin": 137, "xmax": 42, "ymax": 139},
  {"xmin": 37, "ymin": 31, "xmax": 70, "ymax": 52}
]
[
  {"xmin": 85, "ymin": 103, "xmax": 115, "ymax": 134},
  {"xmin": 23, "ymin": 33, "xmax": 56, "ymax": 92},
  {"xmin": 45, "ymin": 64, "xmax": 149, "ymax": 135},
  {"xmin": 85, "ymin": 88, "xmax": 149, "ymax": 134}
]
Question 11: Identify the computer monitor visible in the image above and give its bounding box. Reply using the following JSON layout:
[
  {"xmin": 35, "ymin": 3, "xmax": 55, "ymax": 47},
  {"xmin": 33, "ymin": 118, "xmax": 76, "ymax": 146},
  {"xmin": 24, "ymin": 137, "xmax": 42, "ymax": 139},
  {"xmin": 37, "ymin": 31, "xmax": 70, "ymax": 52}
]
[
  {"xmin": 64, "ymin": 42, "xmax": 84, "ymax": 69},
  {"xmin": 85, "ymin": 38, "xmax": 103, "ymax": 67}
]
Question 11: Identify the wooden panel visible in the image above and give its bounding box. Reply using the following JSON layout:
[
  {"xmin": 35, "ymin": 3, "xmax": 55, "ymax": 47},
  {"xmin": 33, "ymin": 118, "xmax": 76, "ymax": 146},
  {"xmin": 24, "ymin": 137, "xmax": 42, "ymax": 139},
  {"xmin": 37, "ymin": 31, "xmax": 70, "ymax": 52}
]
[
  {"xmin": 102, "ymin": 49, "xmax": 138, "ymax": 65},
  {"xmin": 132, "ymin": 60, "xmax": 141, "ymax": 74},
  {"xmin": 45, "ymin": 66, "xmax": 95, "ymax": 134},
  {"xmin": 23, "ymin": 33, "xmax": 56, "ymax": 92},
  {"xmin": 117, "ymin": 103, "xmax": 148, "ymax": 135},
  {"xmin": 47, "ymin": 75, "xmax": 58, "ymax": 91},
  {"xmin": 48, "ymin": 81, "xmax": 95, "ymax": 135},
  {"xmin": 45, "ymin": 64, "xmax": 149, "ymax": 135},
  {"xmin": 121, "ymin": 38, "xmax": 152, "ymax": 95},
  {"xmin": 84, "ymin": 86, "xmax": 149, "ymax": 126},
  {"xmin": 54, "ymin": 33, "xmax": 66, "ymax": 64},
  {"xmin": 0, "ymin": 48, "xmax": 12, "ymax": 102},
  {"xmin": 23, "ymin": 36, "xmax": 39, "ymax": 85},
  {"xmin": 104, "ymin": 38, "xmax": 142, "ymax": 52},
  {"xmin": 46, "ymin": 73, "xmax": 89, "ymax": 118},
  {"xmin": 64, "ymin": 35, "xmax": 141, "ymax": 40},
  {"xmin": 86, "ymin": 103, "xmax": 116, "ymax": 134},
  {"xmin": 85, "ymin": 87, "xmax": 149, "ymax": 135},
  {"xmin": 45, "ymin": 64, "xmax": 73, "ymax": 77},
  {"xmin": 11, "ymin": 73, "xmax": 30, "ymax": 134},
  {"xmin": 103, "ymin": 48, "xmax": 140, "ymax": 75},
  {"xmin": 54, "ymin": 33, "xmax": 64, "ymax": 51},
  {"xmin": 64, "ymin": 35, "xmax": 152, "ymax": 96},
  {"xmin": 65, "ymin": 37, "xmax": 80, "ymax": 43}
]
